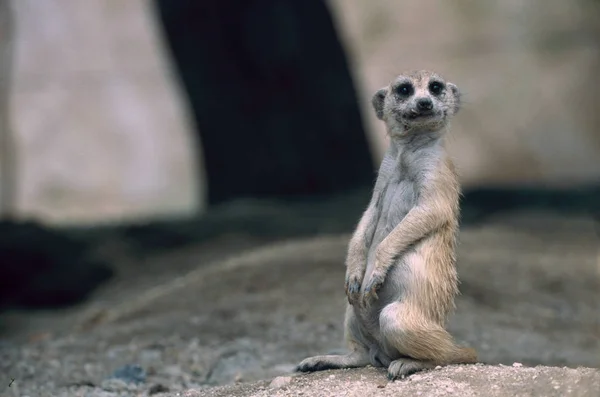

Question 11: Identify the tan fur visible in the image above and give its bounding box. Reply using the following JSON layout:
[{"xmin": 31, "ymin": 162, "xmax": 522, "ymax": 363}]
[{"xmin": 298, "ymin": 70, "xmax": 477, "ymax": 380}]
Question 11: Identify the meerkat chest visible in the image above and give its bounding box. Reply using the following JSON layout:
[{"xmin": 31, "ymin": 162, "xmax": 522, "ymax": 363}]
[
  {"xmin": 364, "ymin": 166, "xmax": 419, "ymax": 274},
  {"xmin": 377, "ymin": 171, "xmax": 418, "ymax": 229},
  {"xmin": 374, "ymin": 153, "xmax": 421, "ymax": 231}
]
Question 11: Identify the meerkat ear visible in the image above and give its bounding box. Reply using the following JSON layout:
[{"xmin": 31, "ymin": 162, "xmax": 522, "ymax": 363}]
[
  {"xmin": 372, "ymin": 88, "xmax": 388, "ymax": 120},
  {"xmin": 447, "ymin": 83, "xmax": 461, "ymax": 114}
]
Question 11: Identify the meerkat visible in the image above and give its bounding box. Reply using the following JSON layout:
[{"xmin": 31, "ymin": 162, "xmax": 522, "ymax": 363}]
[{"xmin": 296, "ymin": 70, "xmax": 477, "ymax": 380}]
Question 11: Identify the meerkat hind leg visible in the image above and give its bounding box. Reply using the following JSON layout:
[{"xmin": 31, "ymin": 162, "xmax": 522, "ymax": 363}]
[
  {"xmin": 380, "ymin": 301, "xmax": 477, "ymax": 380},
  {"xmin": 296, "ymin": 350, "xmax": 370, "ymax": 372},
  {"xmin": 298, "ymin": 305, "xmax": 373, "ymax": 373}
]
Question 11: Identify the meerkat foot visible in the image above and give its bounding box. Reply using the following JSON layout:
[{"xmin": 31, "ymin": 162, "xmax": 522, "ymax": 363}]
[
  {"xmin": 387, "ymin": 358, "xmax": 434, "ymax": 380},
  {"xmin": 296, "ymin": 352, "xmax": 370, "ymax": 373},
  {"xmin": 369, "ymin": 347, "xmax": 392, "ymax": 368}
]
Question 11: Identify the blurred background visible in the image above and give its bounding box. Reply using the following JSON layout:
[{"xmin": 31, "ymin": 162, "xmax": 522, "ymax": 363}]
[
  {"xmin": 0, "ymin": 1, "xmax": 599, "ymax": 396},
  {"xmin": 2, "ymin": 0, "xmax": 600, "ymax": 224}
]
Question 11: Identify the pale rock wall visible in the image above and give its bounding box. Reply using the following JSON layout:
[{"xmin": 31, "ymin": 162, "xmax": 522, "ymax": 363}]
[
  {"xmin": 327, "ymin": 0, "xmax": 600, "ymax": 188},
  {"xmin": 6, "ymin": 0, "xmax": 204, "ymax": 224},
  {"xmin": 2, "ymin": 1, "xmax": 600, "ymax": 224}
]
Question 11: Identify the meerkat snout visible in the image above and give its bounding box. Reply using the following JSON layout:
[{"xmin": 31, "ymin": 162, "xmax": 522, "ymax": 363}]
[
  {"xmin": 372, "ymin": 70, "xmax": 461, "ymax": 135},
  {"xmin": 416, "ymin": 97, "xmax": 434, "ymax": 111}
]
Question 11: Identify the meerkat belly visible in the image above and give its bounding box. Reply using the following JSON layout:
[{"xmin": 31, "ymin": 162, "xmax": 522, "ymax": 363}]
[{"xmin": 364, "ymin": 175, "xmax": 417, "ymax": 290}]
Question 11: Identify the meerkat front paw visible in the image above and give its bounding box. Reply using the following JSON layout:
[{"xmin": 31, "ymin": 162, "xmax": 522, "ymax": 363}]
[
  {"xmin": 345, "ymin": 272, "xmax": 363, "ymax": 305},
  {"xmin": 361, "ymin": 271, "xmax": 385, "ymax": 306}
]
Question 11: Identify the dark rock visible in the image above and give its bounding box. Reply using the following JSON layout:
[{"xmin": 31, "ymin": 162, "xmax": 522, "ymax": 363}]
[{"xmin": 0, "ymin": 219, "xmax": 113, "ymax": 310}]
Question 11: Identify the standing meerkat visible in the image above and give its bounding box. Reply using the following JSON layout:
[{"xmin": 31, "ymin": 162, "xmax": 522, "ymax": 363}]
[{"xmin": 297, "ymin": 70, "xmax": 477, "ymax": 380}]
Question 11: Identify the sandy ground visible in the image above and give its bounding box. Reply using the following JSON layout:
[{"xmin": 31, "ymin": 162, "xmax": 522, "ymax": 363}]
[
  {"xmin": 1, "ymin": 212, "xmax": 599, "ymax": 396},
  {"xmin": 205, "ymin": 365, "xmax": 600, "ymax": 397}
]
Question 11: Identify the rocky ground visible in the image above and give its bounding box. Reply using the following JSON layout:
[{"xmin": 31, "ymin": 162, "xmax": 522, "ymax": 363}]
[{"xmin": 0, "ymin": 209, "xmax": 599, "ymax": 396}]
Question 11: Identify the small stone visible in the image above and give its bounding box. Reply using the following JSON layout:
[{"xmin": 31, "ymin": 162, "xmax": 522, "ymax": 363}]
[
  {"xmin": 49, "ymin": 359, "xmax": 61, "ymax": 369},
  {"xmin": 269, "ymin": 376, "xmax": 293, "ymax": 389},
  {"xmin": 110, "ymin": 364, "xmax": 146, "ymax": 384},
  {"xmin": 139, "ymin": 349, "xmax": 163, "ymax": 363},
  {"xmin": 84, "ymin": 363, "xmax": 101, "ymax": 379},
  {"xmin": 182, "ymin": 391, "xmax": 202, "ymax": 397},
  {"xmin": 164, "ymin": 364, "xmax": 184, "ymax": 377},
  {"xmin": 328, "ymin": 374, "xmax": 336, "ymax": 379},
  {"xmin": 101, "ymin": 378, "xmax": 129, "ymax": 392},
  {"xmin": 512, "ymin": 362, "xmax": 523, "ymax": 367},
  {"xmin": 435, "ymin": 366, "xmax": 442, "ymax": 370}
]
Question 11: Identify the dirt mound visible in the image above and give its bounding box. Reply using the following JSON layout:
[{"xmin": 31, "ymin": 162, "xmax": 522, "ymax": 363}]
[{"xmin": 1, "ymin": 213, "xmax": 598, "ymax": 396}]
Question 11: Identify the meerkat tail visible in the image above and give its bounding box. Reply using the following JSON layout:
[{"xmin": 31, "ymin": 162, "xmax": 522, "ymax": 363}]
[
  {"xmin": 379, "ymin": 301, "xmax": 477, "ymax": 366},
  {"xmin": 384, "ymin": 322, "xmax": 477, "ymax": 365}
]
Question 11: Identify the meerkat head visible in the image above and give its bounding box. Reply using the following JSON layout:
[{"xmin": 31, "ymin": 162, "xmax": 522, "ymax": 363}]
[{"xmin": 372, "ymin": 70, "xmax": 461, "ymax": 138}]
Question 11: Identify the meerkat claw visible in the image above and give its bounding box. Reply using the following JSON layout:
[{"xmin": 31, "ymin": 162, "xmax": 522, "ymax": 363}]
[
  {"xmin": 345, "ymin": 275, "xmax": 363, "ymax": 304},
  {"xmin": 361, "ymin": 273, "xmax": 384, "ymax": 305},
  {"xmin": 361, "ymin": 288, "xmax": 379, "ymax": 307},
  {"xmin": 346, "ymin": 280, "xmax": 361, "ymax": 295}
]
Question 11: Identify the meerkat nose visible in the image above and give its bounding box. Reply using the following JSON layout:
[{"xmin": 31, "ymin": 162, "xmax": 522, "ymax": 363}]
[{"xmin": 417, "ymin": 98, "xmax": 433, "ymax": 111}]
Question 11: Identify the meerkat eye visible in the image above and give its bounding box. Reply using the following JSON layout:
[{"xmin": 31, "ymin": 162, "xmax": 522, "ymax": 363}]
[
  {"xmin": 396, "ymin": 83, "xmax": 414, "ymax": 97},
  {"xmin": 428, "ymin": 81, "xmax": 445, "ymax": 95}
]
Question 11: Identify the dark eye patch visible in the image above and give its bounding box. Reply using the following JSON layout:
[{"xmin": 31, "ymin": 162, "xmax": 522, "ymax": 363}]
[
  {"xmin": 428, "ymin": 81, "xmax": 445, "ymax": 95},
  {"xmin": 395, "ymin": 82, "xmax": 414, "ymax": 97}
]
